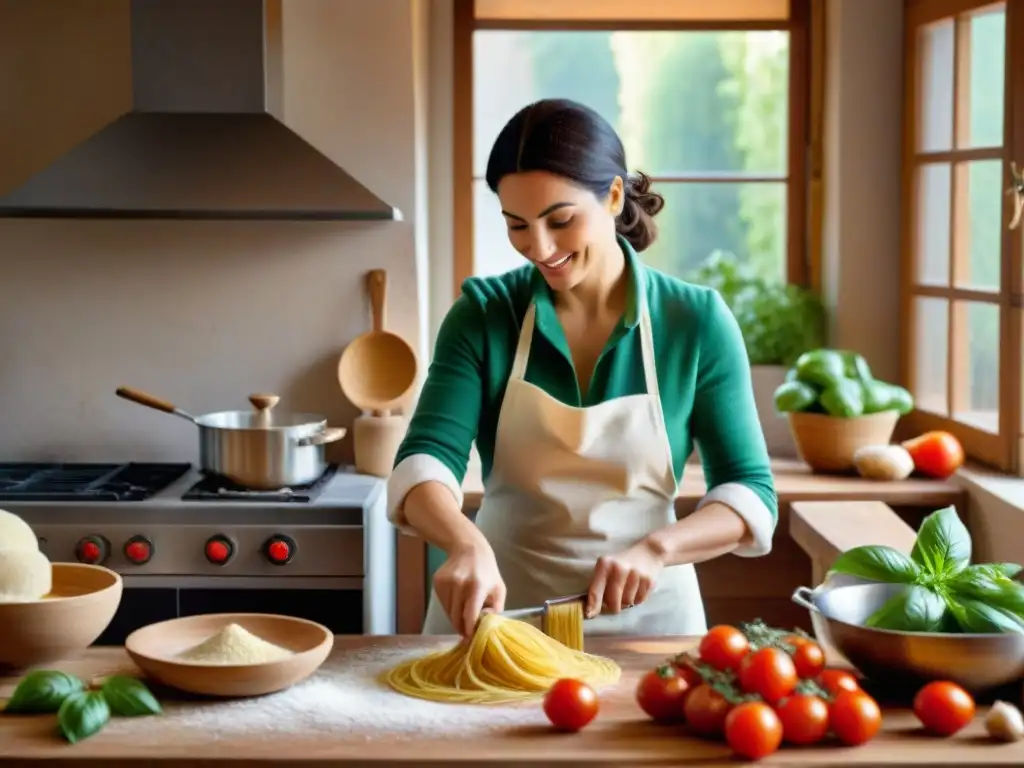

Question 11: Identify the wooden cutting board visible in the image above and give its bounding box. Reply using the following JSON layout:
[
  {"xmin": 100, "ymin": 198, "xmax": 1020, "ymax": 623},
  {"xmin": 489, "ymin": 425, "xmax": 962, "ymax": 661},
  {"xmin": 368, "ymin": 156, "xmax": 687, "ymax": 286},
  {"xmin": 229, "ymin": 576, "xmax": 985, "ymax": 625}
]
[{"xmin": 1, "ymin": 634, "xmax": 1022, "ymax": 765}]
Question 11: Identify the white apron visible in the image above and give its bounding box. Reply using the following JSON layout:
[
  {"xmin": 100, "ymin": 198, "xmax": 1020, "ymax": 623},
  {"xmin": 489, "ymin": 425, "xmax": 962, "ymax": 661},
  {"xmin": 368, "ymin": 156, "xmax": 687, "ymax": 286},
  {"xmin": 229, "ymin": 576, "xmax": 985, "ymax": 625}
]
[{"xmin": 423, "ymin": 296, "xmax": 707, "ymax": 636}]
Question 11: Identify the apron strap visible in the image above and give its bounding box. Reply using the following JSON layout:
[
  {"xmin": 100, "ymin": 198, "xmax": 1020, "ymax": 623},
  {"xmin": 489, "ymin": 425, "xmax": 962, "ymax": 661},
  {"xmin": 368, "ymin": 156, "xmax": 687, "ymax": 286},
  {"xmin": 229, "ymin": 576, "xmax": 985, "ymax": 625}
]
[
  {"xmin": 638, "ymin": 299, "xmax": 660, "ymax": 400},
  {"xmin": 510, "ymin": 304, "xmax": 537, "ymax": 382}
]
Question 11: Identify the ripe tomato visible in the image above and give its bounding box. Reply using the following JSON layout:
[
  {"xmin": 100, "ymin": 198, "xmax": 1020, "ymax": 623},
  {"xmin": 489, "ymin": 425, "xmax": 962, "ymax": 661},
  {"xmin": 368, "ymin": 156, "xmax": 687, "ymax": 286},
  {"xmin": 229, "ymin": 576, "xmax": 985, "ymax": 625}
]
[
  {"xmin": 776, "ymin": 694, "xmax": 830, "ymax": 746},
  {"xmin": 636, "ymin": 664, "xmax": 692, "ymax": 723},
  {"xmin": 738, "ymin": 647, "xmax": 798, "ymax": 703},
  {"xmin": 817, "ymin": 668, "xmax": 860, "ymax": 696},
  {"xmin": 724, "ymin": 701, "xmax": 783, "ymax": 760},
  {"xmin": 543, "ymin": 678, "xmax": 599, "ymax": 732},
  {"xmin": 913, "ymin": 681, "xmax": 975, "ymax": 736},
  {"xmin": 684, "ymin": 683, "xmax": 732, "ymax": 737},
  {"xmin": 829, "ymin": 690, "xmax": 882, "ymax": 746},
  {"xmin": 698, "ymin": 625, "xmax": 750, "ymax": 671},
  {"xmin": 673, "ymin": 657, "xmax": 705, "ymax": 690},
  {"xmin": 784, "ymin": 634, "xmax": 809, "ymax": 648},
  {"xmin": 902, "ymin": 431, "xmax": 965, "ymax": 480},
  {"xmin": 792, "ymin": 641, "xmax": 826, "ymax": 679}
]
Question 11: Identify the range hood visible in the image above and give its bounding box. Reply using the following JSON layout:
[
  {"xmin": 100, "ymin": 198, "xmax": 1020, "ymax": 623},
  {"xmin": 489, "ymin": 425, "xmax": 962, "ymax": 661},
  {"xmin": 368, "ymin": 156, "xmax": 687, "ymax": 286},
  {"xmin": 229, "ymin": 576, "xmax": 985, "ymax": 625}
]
[{"xmin": 0, "ymin": 0, "xmax": 401, "ymax": 221}]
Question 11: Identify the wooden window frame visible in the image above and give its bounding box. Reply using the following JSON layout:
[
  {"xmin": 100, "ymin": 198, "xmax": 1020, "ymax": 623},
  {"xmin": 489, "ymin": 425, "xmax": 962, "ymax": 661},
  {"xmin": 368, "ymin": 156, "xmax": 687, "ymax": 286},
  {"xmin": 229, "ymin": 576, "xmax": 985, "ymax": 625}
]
[
  {"xmin": 451, "ymin": 0, "xmax": 815, "ymax": 300},
  {"xmin": 899, "ymin": 0, "xmax": 1024, "ymax": 473}
]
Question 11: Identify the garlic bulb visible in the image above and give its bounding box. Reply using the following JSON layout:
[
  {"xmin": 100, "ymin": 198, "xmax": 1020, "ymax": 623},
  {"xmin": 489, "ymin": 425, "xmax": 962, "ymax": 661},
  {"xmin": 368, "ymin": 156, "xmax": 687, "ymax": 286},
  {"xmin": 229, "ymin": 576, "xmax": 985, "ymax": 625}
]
[
  {"xmin": 853, "ymin": 444, "xmax": 915, "ymax": 481},
  {"xmin": 985, "ymin": 700, "xmax": 1024, "ymax": 742}
]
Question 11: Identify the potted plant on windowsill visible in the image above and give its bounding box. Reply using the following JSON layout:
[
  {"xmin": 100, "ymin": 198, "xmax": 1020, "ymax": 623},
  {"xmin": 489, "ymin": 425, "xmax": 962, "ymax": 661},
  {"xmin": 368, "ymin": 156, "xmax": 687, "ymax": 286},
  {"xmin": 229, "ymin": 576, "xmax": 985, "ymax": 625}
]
[
  {"xmin": 689, "ymin": 251, "xmax": 828, "ymax": 457},
  {"xmin": 773, "ymin": 348, "xmax": 916, "ymax": 473}
]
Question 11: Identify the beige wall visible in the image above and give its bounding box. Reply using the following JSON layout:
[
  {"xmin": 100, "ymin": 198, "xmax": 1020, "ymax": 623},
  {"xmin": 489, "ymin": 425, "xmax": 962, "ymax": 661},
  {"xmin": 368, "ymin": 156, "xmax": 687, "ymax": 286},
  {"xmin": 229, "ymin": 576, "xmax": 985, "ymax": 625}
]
[{"xmin": 0, "ymin": 0, "xmax": 425, "ymax": 464}]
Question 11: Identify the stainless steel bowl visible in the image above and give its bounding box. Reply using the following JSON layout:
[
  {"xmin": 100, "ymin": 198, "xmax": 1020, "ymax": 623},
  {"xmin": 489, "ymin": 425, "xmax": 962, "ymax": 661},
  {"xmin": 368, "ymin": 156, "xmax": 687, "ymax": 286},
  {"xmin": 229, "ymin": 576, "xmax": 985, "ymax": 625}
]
[{"xmin": 792, "ymin": 582, "xmax": 1024, "ymax": 692}]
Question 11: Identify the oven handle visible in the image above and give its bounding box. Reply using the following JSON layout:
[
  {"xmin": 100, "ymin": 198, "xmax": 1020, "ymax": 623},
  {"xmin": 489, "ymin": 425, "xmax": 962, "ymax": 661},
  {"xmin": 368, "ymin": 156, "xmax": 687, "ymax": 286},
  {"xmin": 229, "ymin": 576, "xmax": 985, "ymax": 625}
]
[{"xmin": 119, "ymin": 575, "xmax": 363, "ymax": 590}]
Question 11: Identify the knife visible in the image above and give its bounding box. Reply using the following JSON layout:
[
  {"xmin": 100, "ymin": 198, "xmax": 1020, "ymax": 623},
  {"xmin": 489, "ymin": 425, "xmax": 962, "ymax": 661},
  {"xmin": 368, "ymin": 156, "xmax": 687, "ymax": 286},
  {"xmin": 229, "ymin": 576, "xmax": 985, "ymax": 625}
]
[{"xmin": 499, "ymin": 592, "xmax": 592, "ymax": 621}]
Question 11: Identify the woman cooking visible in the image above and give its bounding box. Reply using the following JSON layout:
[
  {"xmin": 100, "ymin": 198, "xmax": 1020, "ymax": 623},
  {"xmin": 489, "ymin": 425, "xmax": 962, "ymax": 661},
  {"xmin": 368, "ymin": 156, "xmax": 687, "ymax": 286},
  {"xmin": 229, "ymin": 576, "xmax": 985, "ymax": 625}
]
[{"xmin": 387, "ymin": 98, "xmax": 778, "ymax": 638}]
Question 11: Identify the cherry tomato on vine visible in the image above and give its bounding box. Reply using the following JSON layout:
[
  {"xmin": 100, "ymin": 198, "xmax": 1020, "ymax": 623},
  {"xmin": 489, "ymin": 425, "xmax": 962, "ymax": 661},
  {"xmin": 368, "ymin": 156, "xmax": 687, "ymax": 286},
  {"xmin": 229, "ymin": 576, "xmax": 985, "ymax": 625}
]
[
  {"xmin": 684, "ymin": 683, "xmax": 732, "ymax": 737},
  {"xmin": 724, "ymin": 701, "xmax": 783, "ymax": 760},
  {"xmin": 544, "ymin": 679, "xmax": 599, "ymax": 732},
  {"xmin": 738, "ymin": 647, "xmax": 798, "ymax": 703},
  {"xmin": 817, "ymin": 668, "xmax": 861, "ymax": 696},
  {"xmin": 913, "ymin": 681, "xmax": 975, "ymax": 736},
  {"xmin": 791, "ymin": 641, "xmax": 826, "ymax": 679},
  {"xmin": 776, "ymin": 694, "xmax": 830, "ymax": 745},
  {"xmin": 636, "ymin": 664, "xmax": 692, "ymax": 723},
  {"xmin": 829, "ymin": 690, "xmax": 882, "ymax": 746},
  {"xmin": 698, "ymin": 625, "xmax": 750, "ymax": 671}
]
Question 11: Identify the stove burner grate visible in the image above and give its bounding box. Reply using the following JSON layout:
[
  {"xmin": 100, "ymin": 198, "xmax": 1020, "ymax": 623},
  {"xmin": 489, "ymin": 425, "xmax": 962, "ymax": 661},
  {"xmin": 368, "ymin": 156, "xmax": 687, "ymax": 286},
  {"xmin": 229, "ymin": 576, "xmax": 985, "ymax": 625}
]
[
  {"xmin": 0, "ymin": 463, "xmax": 192, "ymax": 502},
  {"xmin": 182, "ymin": 464, "xmax": 339, "ymax": 503}
]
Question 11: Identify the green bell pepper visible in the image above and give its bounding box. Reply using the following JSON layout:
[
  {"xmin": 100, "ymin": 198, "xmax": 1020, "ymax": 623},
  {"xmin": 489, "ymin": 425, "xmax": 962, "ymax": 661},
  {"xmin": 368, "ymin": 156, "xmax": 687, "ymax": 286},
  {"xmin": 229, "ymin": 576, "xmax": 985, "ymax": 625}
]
[
  {"xmin": 773, "ymin": 381, "xmax": 818, "ymax": 413},
  {"xmin": 820, "ymin": 378, "xmax": 866, "ymax": 418},
  {"xmin": 794, "ymin": 349, "xmax": 847, "ymax": 389},
  {"xmin": 862, "ymin": 381, "xmax": 915, "ymax": 415}
]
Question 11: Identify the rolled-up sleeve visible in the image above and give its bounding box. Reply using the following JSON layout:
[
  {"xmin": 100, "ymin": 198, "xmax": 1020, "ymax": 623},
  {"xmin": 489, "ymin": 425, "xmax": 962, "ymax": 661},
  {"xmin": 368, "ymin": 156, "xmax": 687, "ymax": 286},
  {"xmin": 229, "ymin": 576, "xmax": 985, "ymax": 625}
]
[
  {"xmin": 690, "ymin": 290, "xmax": 778, "ymax": 557},
  {"xmin": 387, "ymin": 295, "xmax": 485, "ymax": 534}
]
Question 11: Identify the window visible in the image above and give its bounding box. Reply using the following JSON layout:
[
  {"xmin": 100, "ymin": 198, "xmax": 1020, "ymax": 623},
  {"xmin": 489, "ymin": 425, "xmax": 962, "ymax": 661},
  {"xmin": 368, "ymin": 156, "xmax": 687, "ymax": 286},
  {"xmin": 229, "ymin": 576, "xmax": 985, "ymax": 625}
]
[
  {"xmin": 452, "ymin": 0, "xmax": 812, "ymax": 296},
  {"xmin": 901, "ymin": 0, "xmax": 1024, "ymax": 472}
]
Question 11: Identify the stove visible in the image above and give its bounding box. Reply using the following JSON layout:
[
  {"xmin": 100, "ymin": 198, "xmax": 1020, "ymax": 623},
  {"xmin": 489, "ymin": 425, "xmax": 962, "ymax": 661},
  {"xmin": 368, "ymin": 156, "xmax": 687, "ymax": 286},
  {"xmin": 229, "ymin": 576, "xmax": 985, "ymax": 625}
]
[{"xmin": 0, "ymin": 462, "xmax": 395, "ymax": 643}]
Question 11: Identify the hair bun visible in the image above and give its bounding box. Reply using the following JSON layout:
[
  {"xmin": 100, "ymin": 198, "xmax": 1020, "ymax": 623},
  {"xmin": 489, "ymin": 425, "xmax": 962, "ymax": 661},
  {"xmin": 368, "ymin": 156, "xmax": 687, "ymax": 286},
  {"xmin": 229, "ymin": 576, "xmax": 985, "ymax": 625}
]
[{"xmin": 626, "ymin": 172, "xmax": 665, "ymax": 216}]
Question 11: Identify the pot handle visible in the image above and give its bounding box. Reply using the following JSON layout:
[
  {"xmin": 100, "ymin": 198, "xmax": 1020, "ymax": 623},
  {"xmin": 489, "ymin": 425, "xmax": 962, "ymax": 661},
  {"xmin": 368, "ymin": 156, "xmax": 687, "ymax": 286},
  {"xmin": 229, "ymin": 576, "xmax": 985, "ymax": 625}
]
[
  {"xmin": 296, "ymin": 427, "xmax": 347, "ymax": 447},
  {"xmin": 791, "ymin": 586, "xmax": 819, "ymax": 612}
]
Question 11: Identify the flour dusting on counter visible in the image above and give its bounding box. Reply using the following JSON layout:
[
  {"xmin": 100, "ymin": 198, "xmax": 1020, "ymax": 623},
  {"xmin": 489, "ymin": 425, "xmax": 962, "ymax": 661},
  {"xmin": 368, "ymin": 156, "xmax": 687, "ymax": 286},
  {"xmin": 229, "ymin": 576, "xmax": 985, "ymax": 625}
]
[{"xmin": 107, "ymin": 646, "xmax": 549, "ymax": 741}]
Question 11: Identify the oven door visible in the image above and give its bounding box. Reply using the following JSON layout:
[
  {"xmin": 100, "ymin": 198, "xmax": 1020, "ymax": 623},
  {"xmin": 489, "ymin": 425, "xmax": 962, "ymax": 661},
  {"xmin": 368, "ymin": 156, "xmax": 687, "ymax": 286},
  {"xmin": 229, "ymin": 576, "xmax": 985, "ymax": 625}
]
[{"xmin": 95, "ymin": 576, "xmax": 364, "ymax": 646}]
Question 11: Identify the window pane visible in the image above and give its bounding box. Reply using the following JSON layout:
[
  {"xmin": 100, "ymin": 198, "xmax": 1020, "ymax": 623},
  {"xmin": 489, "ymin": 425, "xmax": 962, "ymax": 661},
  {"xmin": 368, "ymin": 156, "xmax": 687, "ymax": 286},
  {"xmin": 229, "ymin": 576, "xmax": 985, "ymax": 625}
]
[
  {"xmin": 952, "ymin": 300, "xmax": 1000, "ymax": 432},
  {"xmin": 473, "ymin": 30, "xmax": 790, "ymax": 176},
  {"xmin": 913, "ymin": 296, "xmax": 949, "ymax": 414},
  {"xmin": 959, "ymin": 5, "xmax": 1005, "ymax": 149},
  {"xmin": 475, "ymin": 0, "xmax": 790, "ymax": 22},
  {"xmin": 917, "ymin": 20, "xmax": 954, "ymax": 152},
  {"xmin": 472, "ymin": 179, "xmax": 787, "ymax": 282},
  {"xmin": 953, "ymin": 160, "xmax": 1002, "ymax": 291},
  {"xmin": 915, "ymin": 163, "xmax": 951, "ymax": 285}
]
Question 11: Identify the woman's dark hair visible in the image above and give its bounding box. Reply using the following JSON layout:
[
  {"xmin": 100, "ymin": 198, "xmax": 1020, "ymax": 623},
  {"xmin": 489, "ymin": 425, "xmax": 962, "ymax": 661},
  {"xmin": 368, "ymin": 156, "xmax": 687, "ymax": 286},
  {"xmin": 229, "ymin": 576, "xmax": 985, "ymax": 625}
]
[{"xmin": 484, "ymin": 98, "xmax": 665, "ymax": 252}]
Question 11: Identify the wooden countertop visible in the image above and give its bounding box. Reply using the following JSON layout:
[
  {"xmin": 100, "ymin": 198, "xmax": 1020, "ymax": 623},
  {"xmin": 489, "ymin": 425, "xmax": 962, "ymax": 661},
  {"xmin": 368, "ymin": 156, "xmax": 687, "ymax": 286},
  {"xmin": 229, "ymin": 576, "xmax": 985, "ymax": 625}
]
[
  {"xmin": 2, "ymin": 635, "xmax": 1019, "ymax": 765},
  {"xmin": 462, "ymin": 458, "xmax": 965, "ymax": 510}
]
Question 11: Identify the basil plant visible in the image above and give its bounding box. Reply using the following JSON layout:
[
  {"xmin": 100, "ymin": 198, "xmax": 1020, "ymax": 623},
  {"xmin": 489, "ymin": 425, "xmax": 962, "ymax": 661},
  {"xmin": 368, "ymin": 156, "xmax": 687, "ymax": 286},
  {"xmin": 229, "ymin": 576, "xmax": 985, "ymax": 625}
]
[{"xmin": 828, "ymin": 506, "xmax": 1024, "ymax": 634}]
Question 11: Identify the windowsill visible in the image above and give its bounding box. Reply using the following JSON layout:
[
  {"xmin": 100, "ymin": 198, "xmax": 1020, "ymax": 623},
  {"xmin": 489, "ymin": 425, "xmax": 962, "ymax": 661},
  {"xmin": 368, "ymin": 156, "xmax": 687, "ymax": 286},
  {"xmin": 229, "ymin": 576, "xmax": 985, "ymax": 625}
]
[{"xmin": 955, "ymin": 462, "xmax": 1024, "ymax": 512}]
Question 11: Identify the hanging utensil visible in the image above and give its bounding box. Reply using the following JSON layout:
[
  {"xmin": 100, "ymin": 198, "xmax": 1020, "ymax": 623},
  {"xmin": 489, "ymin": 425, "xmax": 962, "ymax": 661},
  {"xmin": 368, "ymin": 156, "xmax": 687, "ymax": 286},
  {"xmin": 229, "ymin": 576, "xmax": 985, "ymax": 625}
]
[
  {"xmin": 115, "ymin": 387, "xmax": 346, "ymax": 489},
  {"xmin": 337, "ymin": 269, "xmax": 418, "ymax": 416}
]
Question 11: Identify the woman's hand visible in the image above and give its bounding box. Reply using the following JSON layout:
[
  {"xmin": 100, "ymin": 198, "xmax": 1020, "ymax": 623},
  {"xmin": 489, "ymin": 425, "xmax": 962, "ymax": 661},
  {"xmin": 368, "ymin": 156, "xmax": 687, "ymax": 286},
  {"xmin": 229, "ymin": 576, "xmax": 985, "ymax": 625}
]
[
  {"xmin": 433, "ymin": 540, "xmax": 507, "ymax": 637},
  {"xmin": 586, "ymin": 538, "xmax": 666, "ymax": 618}
]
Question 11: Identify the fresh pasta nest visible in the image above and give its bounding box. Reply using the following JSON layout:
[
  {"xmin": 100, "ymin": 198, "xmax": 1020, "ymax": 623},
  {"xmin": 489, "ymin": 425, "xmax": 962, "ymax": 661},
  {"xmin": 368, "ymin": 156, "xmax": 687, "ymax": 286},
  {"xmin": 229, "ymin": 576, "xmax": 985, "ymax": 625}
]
[{"xmin": 382, "ymin": 610, "xmax": 621, "ymax": 705}]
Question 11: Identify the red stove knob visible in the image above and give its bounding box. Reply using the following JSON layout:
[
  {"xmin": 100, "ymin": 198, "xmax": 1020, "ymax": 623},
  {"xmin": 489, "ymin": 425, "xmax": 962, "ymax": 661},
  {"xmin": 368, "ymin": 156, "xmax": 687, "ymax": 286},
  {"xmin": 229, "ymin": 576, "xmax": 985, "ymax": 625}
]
[
  {"xmin": 124, "ymin": 535, "xmax": 154, "ymax": 565},
  {"xmin": 205, "ymin": 535, "xmax": 235, "ymax": 566},
  {"xmin": 263, "ymin": 534, "xmax": 296, "ymax": 566},
  {"xmin": 75, "ymin": 535, "xmax": 110, "ymax": 565}
]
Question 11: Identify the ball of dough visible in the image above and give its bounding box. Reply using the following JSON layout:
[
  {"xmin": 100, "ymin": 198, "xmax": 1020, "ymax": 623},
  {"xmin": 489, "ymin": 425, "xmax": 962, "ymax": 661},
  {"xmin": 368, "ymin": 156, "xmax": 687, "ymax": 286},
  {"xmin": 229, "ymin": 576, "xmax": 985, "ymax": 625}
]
[
  {"xmin": 0, "ymin": 548, "xmax": 53, "ymax": 603},
  {"xmin": 0, "ymin": 509, "xmax": 40, "ymax": 552}
]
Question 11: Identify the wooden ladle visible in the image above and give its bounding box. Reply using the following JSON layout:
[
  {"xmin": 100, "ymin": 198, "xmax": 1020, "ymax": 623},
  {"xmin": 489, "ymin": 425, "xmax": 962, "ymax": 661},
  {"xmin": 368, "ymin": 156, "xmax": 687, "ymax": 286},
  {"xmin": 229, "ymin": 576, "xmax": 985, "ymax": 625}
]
[{"xmin": 337, "ymin": 269, "xmax": 418, "ymax": 414}]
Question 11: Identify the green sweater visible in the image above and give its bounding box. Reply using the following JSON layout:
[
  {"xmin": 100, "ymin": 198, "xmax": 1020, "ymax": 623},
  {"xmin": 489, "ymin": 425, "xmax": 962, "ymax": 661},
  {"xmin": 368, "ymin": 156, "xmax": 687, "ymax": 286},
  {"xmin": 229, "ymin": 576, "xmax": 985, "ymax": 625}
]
[{"xmin": 388, "ymin": 237, "xmax": 778, "ymax": 557}]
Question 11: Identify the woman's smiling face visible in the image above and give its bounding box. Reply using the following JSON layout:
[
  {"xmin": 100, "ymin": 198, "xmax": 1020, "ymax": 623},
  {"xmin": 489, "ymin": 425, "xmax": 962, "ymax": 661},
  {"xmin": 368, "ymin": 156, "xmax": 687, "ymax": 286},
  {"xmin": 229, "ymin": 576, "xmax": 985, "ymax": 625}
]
[{"xmin": 497, "ymin": 170, "xmax": 623, "ymax": 291}]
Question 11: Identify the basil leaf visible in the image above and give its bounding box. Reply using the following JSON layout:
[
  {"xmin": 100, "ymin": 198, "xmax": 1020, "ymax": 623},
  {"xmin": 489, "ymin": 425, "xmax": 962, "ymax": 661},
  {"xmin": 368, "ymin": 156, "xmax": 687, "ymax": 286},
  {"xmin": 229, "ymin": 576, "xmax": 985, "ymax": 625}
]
[
  {"xmin": 910, "ymin": 506, "xmax": 972, "ymax": 578},
  {"xmin": 100, "ymin": 676, "xmax": 161, "ymax": 717},
  {"xmin": 3, "ymin": 670, "xmax": 85, "ymax": 714},
  {"xmin": 57, "ymin": 691, "xmax": 110, "ymax": 744},
  {"xmin": 864, "ymin": 585, "xmax": 947, "ymax": 631},
  {"xmin": 947, "ymin": 597, "xmax": 1024, "ymax": 634},
  {"xmin": 951, "ymin": 567, "xmax": 1024, "ymax": 615},
  {"xmin": 980, "ymin": 563, "xmax": 1023, "ymax": 580},
  {"xmin": 828, "ymin": 545, "xmax": 921, "ymax": 583}
]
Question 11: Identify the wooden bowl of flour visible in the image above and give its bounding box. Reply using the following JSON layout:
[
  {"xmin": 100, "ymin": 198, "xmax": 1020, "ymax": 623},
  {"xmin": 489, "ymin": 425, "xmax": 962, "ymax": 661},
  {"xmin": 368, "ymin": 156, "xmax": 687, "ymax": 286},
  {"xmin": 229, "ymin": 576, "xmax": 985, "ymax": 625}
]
[
  {"xmin": 125, "ymin": 613, "xmax": 333, "ymax": 698},
  {"xmin": 0, "ymin": 562, "xmax": 123, "ymax": 669}
]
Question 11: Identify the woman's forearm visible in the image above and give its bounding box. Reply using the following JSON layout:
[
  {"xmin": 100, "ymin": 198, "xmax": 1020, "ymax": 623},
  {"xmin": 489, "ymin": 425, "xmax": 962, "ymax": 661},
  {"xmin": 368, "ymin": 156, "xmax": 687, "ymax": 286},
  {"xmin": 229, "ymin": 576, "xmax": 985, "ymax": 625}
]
[
  {"xmin": 643, "ymin": 502, "xmax": 753, "ymax": 567},
  {"xmin": 402, "ymin": 480, "xmax": 488, "ymax": 556}
]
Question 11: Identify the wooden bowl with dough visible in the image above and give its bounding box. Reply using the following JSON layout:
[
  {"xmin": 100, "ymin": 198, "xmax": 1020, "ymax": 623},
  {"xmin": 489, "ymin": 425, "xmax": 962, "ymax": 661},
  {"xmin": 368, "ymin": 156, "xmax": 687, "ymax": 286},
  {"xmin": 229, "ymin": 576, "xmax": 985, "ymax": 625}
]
[
  {"xmin": 0, "ymin": 562, "xmax": 123, "ymax": 669},
  {"xmin": 125, "ymin": 613, "xmax": 334, "ymax": 698}
]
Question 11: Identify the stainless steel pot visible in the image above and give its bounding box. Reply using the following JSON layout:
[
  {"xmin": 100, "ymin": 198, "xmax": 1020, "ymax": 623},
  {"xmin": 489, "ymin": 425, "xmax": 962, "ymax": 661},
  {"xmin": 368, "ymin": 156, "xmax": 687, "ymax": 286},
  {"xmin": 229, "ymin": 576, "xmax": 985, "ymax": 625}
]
[
  {"xmin": 793, "ymin": 582, "xmax": 1024, "ymax": 692},
  {"xmin": 115, "ymin": 387, "xmax": 347, "ymax": 490}
]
